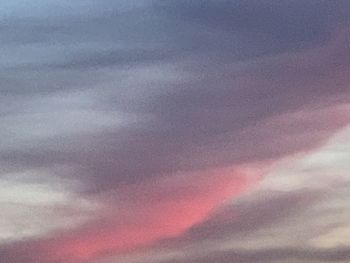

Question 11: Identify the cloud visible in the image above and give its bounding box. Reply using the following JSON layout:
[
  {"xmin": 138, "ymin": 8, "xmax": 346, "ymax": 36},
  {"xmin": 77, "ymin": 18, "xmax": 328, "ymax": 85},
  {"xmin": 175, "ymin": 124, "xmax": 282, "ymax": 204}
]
[
  {"xmin": 158, "ymin": 247, "xmax": 350, "ymax": 263},
  {"xmin": 0, "ymin": 165, "xmax": 261, "ymax": 262},
  {"xmin": 114, "ymin": 127, "xmax": 350, "ymax": 263},
  {"xmin": 0, "ymin": 1, "xmax": 350, "ymax": 263}
]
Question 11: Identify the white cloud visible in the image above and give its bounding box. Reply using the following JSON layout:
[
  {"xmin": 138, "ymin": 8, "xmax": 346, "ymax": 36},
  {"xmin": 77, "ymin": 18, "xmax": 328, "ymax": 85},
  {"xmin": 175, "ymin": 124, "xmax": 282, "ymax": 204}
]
[{"xmin": 0, "ymin": 169, "xmax": 100, "ymax": 244}]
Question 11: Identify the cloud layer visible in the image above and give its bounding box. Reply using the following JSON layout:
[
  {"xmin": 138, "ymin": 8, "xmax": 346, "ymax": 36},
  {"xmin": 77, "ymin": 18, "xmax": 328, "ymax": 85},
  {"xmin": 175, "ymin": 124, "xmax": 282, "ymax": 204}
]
[{"xmin": 1, "ymin": 1, "xmax": 350, "ymax": 263}]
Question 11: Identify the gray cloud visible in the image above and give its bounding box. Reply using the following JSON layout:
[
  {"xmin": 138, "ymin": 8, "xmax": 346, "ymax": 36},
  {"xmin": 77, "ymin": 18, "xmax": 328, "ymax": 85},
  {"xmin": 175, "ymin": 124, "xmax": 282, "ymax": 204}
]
[
  {"xmin": 160, "ymin": 247, "xmax": 350, "ymax": 263},
  {"xmin": 1, "ymin": 0, "xmax": 350, "ymax": 192},
  {"xmin": 1, "ymin": 1, "xmax": 350, "ymax": 262}
]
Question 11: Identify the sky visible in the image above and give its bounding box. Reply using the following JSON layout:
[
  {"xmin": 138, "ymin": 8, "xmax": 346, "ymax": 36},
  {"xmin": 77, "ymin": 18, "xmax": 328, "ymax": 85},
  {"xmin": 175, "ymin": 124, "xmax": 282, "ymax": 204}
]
[{"xmin": 0, "ymin": 1, "xmax": 350, "ymax": 262}]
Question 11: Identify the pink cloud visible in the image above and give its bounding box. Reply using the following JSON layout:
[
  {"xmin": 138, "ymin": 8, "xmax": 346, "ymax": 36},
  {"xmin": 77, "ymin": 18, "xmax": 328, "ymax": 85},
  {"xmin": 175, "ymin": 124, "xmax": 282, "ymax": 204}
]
[{"xmin": 30, "ymin": 166, "xmax": 263, "ymax": 262}]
